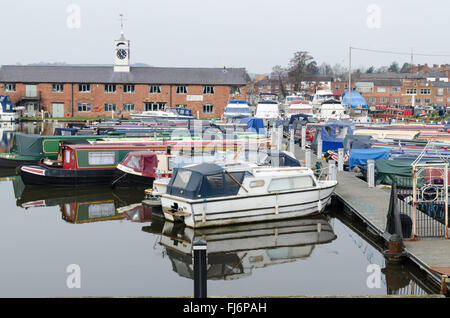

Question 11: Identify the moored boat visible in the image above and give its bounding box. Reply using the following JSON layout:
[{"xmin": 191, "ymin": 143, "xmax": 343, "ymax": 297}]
[
  {"xmin": 18, "ymin": 143, "xmax": 167, "ymax": 187},
  {"xmin": 161, "ymin": 162, "xmax": 337, "ymax": 228}
]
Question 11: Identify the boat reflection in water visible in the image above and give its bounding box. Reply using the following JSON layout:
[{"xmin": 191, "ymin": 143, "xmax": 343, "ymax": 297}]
[
  {"xmin": 143, "ymin": 216, "xmax": 337, "ymax": 280},
  {"xmin": 13, "ymin": 179, "xmax": 147, "ymax": 224}
]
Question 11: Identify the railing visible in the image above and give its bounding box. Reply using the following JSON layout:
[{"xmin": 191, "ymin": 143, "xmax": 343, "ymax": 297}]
[{"xmin": 387, "ymin": 176, "xmax": 447, "ymax": 239}]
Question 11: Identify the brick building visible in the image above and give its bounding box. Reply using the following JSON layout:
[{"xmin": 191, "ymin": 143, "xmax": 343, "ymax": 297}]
[{"xmin": 0, "ymin": 32, "xmax": 247, "ymax": 119}]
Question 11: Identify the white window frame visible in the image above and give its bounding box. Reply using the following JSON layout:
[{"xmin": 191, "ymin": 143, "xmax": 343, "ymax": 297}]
[
  {"xmin": 123, "ymin": 84, "xmax": 135, "ymax": 93},
  {"xmin": 78, "ymin": 84, "xmax": 91, "ymax": 93},
  {"xmin": 149, "ymin": 85, "xmax": 161, "ymax": 94},
  {"xmin": 52, "ymin": 83, "xmax": 64, "ymax": 93},
  {"xmin": 176, "ymin": 85, "xmax": 188, "ymax": 94},
  {"xmin": 123, "ymin": 103, "xmax": 134, "ymax": 112},
  {"xmin": 4, "ymin": 83, "xmax": 16, "ymax": 92},
  {"xmin": 104, "ymin": 103, "xmax": 116, "ymax": 112},
  {"xmin": 104, "ymin": 84, "xmax": 116, "ymax": 93},
  {"xmin": 202, "ymin": 85, "xmax": 215, "ymax": 94},
  {"xmin": 202, "ymin": 104, "xmax": 214, "ymax": 114}
]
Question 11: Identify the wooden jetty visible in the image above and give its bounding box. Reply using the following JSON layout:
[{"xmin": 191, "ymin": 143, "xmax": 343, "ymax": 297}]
[{"xmin": 293, "ymin": 144, "xmax": 450, "ymax": 294}]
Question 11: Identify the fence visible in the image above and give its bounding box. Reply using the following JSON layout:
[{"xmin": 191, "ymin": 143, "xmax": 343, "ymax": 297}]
[{"xmin": 387, "ymin": 176, "xmax": 448, "ymax": 239}]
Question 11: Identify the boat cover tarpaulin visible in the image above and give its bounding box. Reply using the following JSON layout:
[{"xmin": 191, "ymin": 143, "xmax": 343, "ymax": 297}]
[
  {"xmin": 240, "ymin": 117, "xmax": 265, "ymax": 134},
  {"xmin": 121, "ymin": 151, "xmax": 158, "ymax": 176},
  {"xmin": 167, "ymin": 163, "xmax": 245, "ymax": 199},
  {"xmin": 14, "ymin": 134, "xmax": 43, "ymax": 156},
  {"xmin": 348, "ymin": 148, "xmax": 391, "ymax": 170},
  {"xmin": 375, "ymin": 159, "xmax": 413, "ymax": 186},
  {"xmin": 0, "ymin": 95, "xmax": 14, "ymax": 113},
  {"xmin": 342, "ymin": 90, "xmax": 368, "ymax": 109}
]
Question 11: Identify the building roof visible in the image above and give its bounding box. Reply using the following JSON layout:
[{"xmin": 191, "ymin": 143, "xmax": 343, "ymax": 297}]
[
  {"xmin": 359, "ymin": 73, "xmax": 426, "ymax": 80},
  {"xmin": 0, "ymin": 65, "xmax": 248, "ymax": 85},
  {"xmin": 426, "ymin": 72, "xmax": 447, "ymax": 78},
  {"xmin": 431, "ymin": 81, "xmax": 450, "ymax": 88}
]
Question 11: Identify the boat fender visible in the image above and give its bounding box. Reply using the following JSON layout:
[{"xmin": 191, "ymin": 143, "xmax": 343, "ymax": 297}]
[{"xmin": 66, "ymin": 113, "xmax": 72, "ymax": 118}]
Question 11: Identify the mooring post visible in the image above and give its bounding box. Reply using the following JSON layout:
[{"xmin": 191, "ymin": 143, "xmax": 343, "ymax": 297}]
[
  {"xmin": 277, "ymin": 126, "xmax": 283, "ymax": 151},
  {"xmin": 301, "ymin": 126, "xmax": 306, "ymax": 150},
  {"xmin": 338, "ymin": 148, "xmax": 344, "ymax": 172},
  {"xmin": 289, "ymin": 127, "xmax": 295, "ymax": 153},
  {"xmin": 305, "ymin": 149, "xmax": 311, "ymax": 169},
  {"xmin": 367, "ymin": 159, "xmax": 375, "ymax": 188},
  {"xmin": 193, "ymin": 240, "xmax": 207, "ymax": 298},
  {"xmin": 317, "ymin": 135, "xmax": 322, "ymax": 160},
  {"xmin": 328, "ymin": 160, "xmax": 336, "ymax": 181}
]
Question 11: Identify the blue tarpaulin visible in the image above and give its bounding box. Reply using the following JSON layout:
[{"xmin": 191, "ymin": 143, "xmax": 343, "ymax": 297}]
[
  {"xmin": 349, "ymin": 148, "xmax": 391, "ymax": 169},
  {"xmin": 342, "ymin": 90, "xmax": 368, "ymax": 109},
  {"xmin": 318, "ymin": 121, "xmax": 354, "ymax": 152},
  {"xmin": 0, "ymin": 95, "xmax": 14, "ymax": 113},
  {"xmin": 240, "ymin": 117, "xmax": 265, "ymax": 134}
]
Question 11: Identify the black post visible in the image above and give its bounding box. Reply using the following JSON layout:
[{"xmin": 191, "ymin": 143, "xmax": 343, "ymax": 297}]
[{"xmin": 193, "ymin": 240, "xmax": 207, "ymax": 298}]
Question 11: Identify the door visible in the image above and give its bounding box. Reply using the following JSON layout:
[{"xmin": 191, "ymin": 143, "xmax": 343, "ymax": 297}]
[
  {"xmin": 52, "ymin": 103, "xmax": 65, "ymax": 118},
  {"xmin": 25, "ymin": 85, "xmax": 37, "ymax": 97}
]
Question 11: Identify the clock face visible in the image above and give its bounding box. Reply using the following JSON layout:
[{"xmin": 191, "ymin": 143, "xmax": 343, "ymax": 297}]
[{"xmin": 117, "ymin": 49, "xmax": 127, "ymax": 60}]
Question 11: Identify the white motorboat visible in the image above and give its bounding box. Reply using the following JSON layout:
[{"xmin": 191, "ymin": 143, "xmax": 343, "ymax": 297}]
[
  {"xmin": 313, "ymin": 99, "xmax": 350, "ymax": 121},
  {"xmin": 311, "ymin": 89, "xmax": 338, "ymax": 115},
  {"xmin": 161, "ymin": 162, "xmax": 337, "ymax": 228},
  {"xmin": 130, "ymin": 107, "xmax": 193, "ymax": 120},
  {"xmin": 255, "ymin": 100, "xmax": 281, "ymax": 126},
  {"xmin": 222, "ymin": 100, "xmax": 251, "ymax": 119},
  {"xmin": 286, "ymin": 100, "xmax": 313, "ymax": 119}
]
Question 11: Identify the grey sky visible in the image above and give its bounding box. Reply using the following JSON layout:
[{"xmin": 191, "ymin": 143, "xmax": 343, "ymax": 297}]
[{"xmin": 1, "ymin": 0, "xmax": 449, "ymax": 74}]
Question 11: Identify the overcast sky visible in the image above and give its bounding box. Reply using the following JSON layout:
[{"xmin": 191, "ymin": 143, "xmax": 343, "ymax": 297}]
[{"xmin": 1, "ymin": 0, "xmax": 449, "ymax": 74}]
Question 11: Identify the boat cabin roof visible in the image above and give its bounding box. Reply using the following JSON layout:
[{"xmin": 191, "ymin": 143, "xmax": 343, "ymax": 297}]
[
  {"xmin": 120, "ymin": 151, "xmax": 159, "ymax": 175},
  {"xmin": 63, "ymin": 143, "xmax": 165, "ymax": 151}
]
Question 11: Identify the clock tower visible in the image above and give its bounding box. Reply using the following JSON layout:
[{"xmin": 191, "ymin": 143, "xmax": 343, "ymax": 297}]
[{"xmin": 114, "ymin": 15, "xmax": 130, "ymax": 72}]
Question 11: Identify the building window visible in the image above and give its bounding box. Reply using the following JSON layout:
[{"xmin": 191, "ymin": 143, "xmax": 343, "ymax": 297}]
[
  {"xmin": 202, "ymin": 104, "xmax": 213, "ymax": 114},
  {"xmin": 406, "ymin": 88, "xmax": 417, "ymax": 95},
  {"xmin": 144, "ymin": 102, "xmax": 166, "ymax": 111},
  {"xmin": 176, "ymin": 85, "xmax": 188, "ymax": 94},
  {"xmin": 425, "ymin": 98, "xmax": 431, "ymax": 104},
  {"xmin": 415, "ymin": 98, "xmax": 421, "ymax": 103},
  {"xmin": 202, "ymin": 85, "xmax": 214, "ymax": 94},
  {"xmin": 437, "ymin": 88, "xmax": 444, "ymax": 96},
  {"xmin": 377, "ymin": 87, "xmax": 386, "ymax": 93},
  {"xmin": 78, "ymin": 103, "xmax": 91, "ymax": 112},
  {"xmin": 176, "ymin": 104, "xmax": 187, "ymax": 108},
  {"xmin": 230, "ymin": 86, "xmax": 241, "ymax": 95},
  {"xmin": 393, "ymin": 98, "xmax": 400, "ymax": 104},
  {"xmin": 123, "ymin": 104, "xmax": 134, "ymax": 112},
  {"xmin": 78, "ymin": 84, "xmax": 91, "ymax": 93},
  {"xmin": 369, "ymin": 98, "xmax": 375, "ymax": 103},
  {"xmin": 123, "ymin": 84, "xmax": 135, "ymax": 93},
  {"xmin": 104, "ymin": 103, "xmax": 116, "ymax": 112},
  {"xmin": 420, "ymin": 88, "xmax": 431, "ymax": 95},
  {"xmin": 380, "ymin": 97, "xmax": 388, "ymax": 103},
  {"xmin": 149, "ymin": 85, "xmax": 161, "ymax": 94},
  {"xmin": 52, "ymin": 84, "xmax": 64, "ymax": 93},
  {"xmin": 105, "ymin": 84, "xmax": 116, "ymax": 93},
  {"xmin": 437, "ymin": 97, "xmax": 444, "ymax": 102},
  {"xmin": 4, "ymin": 83, "xmax": 16, "ymax": 92},
  {"xmin": 392, "ymin": 87, "xmax": 400, "ymax": 92},
  {"xmin": 335, "ymin": 85, "xmax": 340, "ymax": 90}
]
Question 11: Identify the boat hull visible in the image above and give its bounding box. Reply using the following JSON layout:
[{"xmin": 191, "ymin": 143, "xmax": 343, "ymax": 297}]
[
  {"xmin": 111, "ymin": 169, "xmax": 155, "ymax": 188},
  {"xmin": 0, "ymin": 157, "xmax": 39, "ymax": 168},
  {"xmin": 161, "ymin": 184, "xmax": 336, "ymax": 228},
  {"xmin": 18, "ymin": 165, "xmax": 115, "ymax": 187}
]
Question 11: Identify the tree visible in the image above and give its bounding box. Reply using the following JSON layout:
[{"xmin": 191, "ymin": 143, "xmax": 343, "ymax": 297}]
[
  {"xmin": 287, "ymin": 51, "xmax": 315, "ymax": 92},
  {"xmin": 366, "ymin": 66, "xmax": 375, "ymax": 74},
  {"xmin": 400, "ymin": 62, "xmax": 411, "ymax": 73},
  {"xmin": 318, "ymin": 63, "xmax": 334, "ymax": 75},
  {"xmin": 271, "ymin": 65, "xmax": 287, "ymax": 98},
  {"xmin": 388, "ymin": 62, "xmax": 400, "ymax": 73}
]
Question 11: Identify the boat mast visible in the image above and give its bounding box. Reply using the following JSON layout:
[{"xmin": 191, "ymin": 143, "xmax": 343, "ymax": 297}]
[{"xmin": 348, "ymin": 45, "xmax": 352, "ymax": 113}]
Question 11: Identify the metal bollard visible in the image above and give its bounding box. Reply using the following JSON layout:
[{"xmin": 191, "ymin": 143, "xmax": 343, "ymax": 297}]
[
  {"xmin": 338, "ymin": 148, "xmax": 344, "ymax": 172},
  {"xmin": 328, "ymin": 160, "xmax": 336, "ymax": 181},
  {"xmin": 367, "ymin": 159, "xmax": 375, "ymax": 188},
  {"xmin": 317, "ymin": 135, "xmax": 322, "ymax": 160},
  {"xmin": 289, "ymin": 128, "xmax": 295, "ymax": 153},
  {"xmin": 301, "ymin": 126, "xmax": 306, "ymax": 150},
  {"xmin": 193, "ymin": 240, "xmax": 207, "ymax": 298},
  {"xmin": 305, "ymin": 149, "xmax": 311, "ymax": 169}
]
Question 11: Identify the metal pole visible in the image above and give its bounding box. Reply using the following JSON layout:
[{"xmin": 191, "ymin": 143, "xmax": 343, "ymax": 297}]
[
  {"xmin": 412, "ymin": 165, "xmax": 417, "ymax": 239},
  {"xmin": 367, "ymin": 160, "xmax": 375, "ymax": 188},
  {"xmin": 328, "ymin": 160, "xmax": 336, "ymax": 181},
  {"xmin": 348, "ymin": 46, "xmax": 352, "ymax": 113},
  {"xmin": 317, "ymin": 134, "xmax": 322, "ymax": 160},
  {"xmin": 277, "ymin": 126, "xmax": 283, "ymax": 151},
  {"xmin": 193, "ymin": 240, "xmax": 207, "ymax": 298},
  {"xmin": 305, "ymin": 149, "xmax": 311, "ymax": 169},
  {"xmin": 289, "ymin": 128, "xmax": 295, "ymax": 153},
  {"xmin": 301, "ymin": 126, "xmax": 306, "ymax": 150},
  {"xmin": 338, "ymin": 148, "xmax": 344, "ymax": 172},
  {"xmin": 446, "ymin": 163, "xmax": 448, "ymax": 239}
]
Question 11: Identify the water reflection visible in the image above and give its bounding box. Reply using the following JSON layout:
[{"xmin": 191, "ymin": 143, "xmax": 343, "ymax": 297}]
[
  {"xmin": 13, "ymin": 177, "xmax": 147, "ymax": 224},
  {"xmin": 143, "ymin": 216, "xmax": 337, "ymax": 281}
]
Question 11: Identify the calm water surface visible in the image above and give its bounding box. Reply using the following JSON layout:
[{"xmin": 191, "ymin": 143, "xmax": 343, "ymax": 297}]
[{"xmin": 0, "ymin": 122, "xmax": 438, "ymax": 297}]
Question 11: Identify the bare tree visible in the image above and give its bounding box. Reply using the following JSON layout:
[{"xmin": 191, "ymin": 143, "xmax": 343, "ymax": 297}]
[
  {"xmin": 287, "ymin": 51, "xmax": 316, "ymax": 93},
  {"xmin": 271, "ymin": 65, "xmax": 287, "ymax": 98}
]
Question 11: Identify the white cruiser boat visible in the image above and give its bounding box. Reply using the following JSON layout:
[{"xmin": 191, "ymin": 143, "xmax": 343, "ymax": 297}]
[
  {"xmin": 255, "ymin": 100, "xmax": 281, "ymax": 126},
  {"xmin": 286, "ymin": 100, "xmax": 313, "ymax": 119},
  {"xmin": 130, "ymin": 107, "xmax": 193, "ymax": 120},
  {"xmin": 161, "ymin": 162, "xmax": 337, "ymax": 228},
  {"xmin": 0, "ymin": 95, "xmax": 19, "ymax": 122},
  {"xmin": 313, "ymin": 99, "xmax": 350, "ymax": 121},
  {"xmin": 311, "ymin": 90, "xmax": 337, "ymax": 115},
  {"xmin": 222, "ymin": 100, "xmax": 251, "ymax": 119}
]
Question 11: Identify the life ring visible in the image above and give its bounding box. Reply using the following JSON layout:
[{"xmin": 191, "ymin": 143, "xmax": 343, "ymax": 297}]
[
  {"xmin": 93, "ymin": 106, "xmax": 101, "ymax": 112},
  {"xmin": 66, "ymin": 112, "xmax": 72, "ymax": 118}
]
